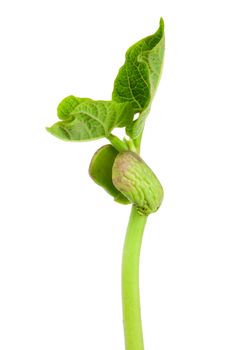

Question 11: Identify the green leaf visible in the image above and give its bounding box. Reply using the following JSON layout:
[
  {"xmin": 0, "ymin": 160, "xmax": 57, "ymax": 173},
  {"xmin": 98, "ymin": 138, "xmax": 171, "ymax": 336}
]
[
  {"xmin": 89, "ymin": 145, "xmax": 130, "ymax": 204},
  {"xmin": 112, "ymin": 18, "xmax": 165, "ymax": 138},
  {"xmin": 47, "ymin": 100, "xmax": 134, "ymax": 142},
  {"xmin": 126, "ymin": 107, "xmax": 150, "ymax": 140},
  {"xmin": 57, "ymin": 95, "xmax": 92, "ymax": 120}
]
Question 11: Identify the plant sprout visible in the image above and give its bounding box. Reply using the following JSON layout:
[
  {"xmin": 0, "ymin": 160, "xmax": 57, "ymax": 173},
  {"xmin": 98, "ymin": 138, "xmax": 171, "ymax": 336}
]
[{"xmin": 47, "ymin": 18, "xmax": 165, "ymax": 350}]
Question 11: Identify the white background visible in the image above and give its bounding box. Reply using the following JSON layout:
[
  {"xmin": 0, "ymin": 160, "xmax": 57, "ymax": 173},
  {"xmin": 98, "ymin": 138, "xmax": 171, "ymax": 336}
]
[{"xmin": 0, "ymin": 0, "xmax": 248, "ymax": 349}]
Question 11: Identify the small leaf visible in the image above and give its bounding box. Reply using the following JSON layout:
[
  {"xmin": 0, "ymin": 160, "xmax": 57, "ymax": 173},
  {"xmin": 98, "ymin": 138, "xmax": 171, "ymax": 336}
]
[
  {"xmin": 47, "ymin": 100, "xmax": 134, "ymax": 142},
  {"xmin": 57, "ymin": 95, "xmax": 92, "ymax": 120},
  {"xmin": 89, "ymin": 145, "xmax": 129, "ymax": 204},
  {"xmin": 112, "ymin": 18, "xmax": 165, "ymax": 138}
]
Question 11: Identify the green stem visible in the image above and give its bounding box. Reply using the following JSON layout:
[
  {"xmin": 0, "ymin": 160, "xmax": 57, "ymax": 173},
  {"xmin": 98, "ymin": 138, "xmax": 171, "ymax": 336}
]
[
  {"xmin": 107, "ymin": 134, "xmax": 129, "ymax": 152},
  {"xmin": 124, "ymin": 138, "xmax": 137, "ymax": 153},
  {"xmin": 133, "ymin": 130, "xmax": 144, "ymax": 154},
  {"xmin": 122, "ymin": 205, "xmax": 148, "ymax": 350}
]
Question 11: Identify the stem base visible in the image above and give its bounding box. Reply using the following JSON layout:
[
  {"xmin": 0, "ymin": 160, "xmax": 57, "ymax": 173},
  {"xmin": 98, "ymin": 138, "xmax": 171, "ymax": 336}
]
[{"xmin": 122, "ymin": 206, "xmax": 147, "ymax": 350}]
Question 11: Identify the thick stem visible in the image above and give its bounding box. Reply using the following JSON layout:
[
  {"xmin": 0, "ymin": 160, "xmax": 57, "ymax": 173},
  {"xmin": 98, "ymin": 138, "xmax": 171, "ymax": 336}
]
[{"xmin": 122, "ymin": 205, "xmax": 148, "ymax": 350}]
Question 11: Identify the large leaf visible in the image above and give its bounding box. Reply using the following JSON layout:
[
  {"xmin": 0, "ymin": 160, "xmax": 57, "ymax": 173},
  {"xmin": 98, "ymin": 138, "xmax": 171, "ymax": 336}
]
[
  {"xmin": 57, "ymin": 95, "xmax": 92, "ymax": 120},
  {"xmin": 47, "ymin": 100, "xmax": 134, "ymax": 141},
  {"xmin": 89, "ymin": 145, "xmax": 129, "ymax": 204},
  {"xmin": 112, "ymin": 18, "xmax": 165, "ymax": 138}
]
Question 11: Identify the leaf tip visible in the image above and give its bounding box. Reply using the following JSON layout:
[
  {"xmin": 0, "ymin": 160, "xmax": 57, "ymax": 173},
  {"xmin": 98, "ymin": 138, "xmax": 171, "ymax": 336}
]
[
  {"xmin": 45, "ymin": 123, "xmax": 71, "ymax": 141},
  {"xmin": 158, "ymin": 18, "xmax": 165, "ymax": 36},
  {"xmin": 46, "ymin": 126, "xmax": 52, "ymax": 134}
]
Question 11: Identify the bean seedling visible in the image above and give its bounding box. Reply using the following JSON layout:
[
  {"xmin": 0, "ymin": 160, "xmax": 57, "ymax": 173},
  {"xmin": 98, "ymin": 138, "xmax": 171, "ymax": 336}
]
[{"xmin": 47, "ymin": 18, "xmax": 165, "ymax": 350}]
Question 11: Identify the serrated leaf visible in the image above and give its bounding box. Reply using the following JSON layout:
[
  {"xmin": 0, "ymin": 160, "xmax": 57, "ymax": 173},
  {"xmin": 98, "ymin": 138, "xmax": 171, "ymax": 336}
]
[
  {"xmin": 112, "ymin": 18, "xmax": 165, "ymax": 138},
  {"xmin": 47, "ymin": 100, "xmax": 134, "ymax": 142},
  {"xmin": 89, "ymin": 145, "xmax": 129, "ymax": 204},
  {"xmin": 57, "ymin": 95, "xmax": 92, "ymax": 120}
]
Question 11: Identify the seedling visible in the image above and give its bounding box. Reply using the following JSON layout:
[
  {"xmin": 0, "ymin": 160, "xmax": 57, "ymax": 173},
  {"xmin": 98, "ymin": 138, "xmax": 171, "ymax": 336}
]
[{"xmin": 47, "ymin": 18, "xmax": 165, "ymax": 350}]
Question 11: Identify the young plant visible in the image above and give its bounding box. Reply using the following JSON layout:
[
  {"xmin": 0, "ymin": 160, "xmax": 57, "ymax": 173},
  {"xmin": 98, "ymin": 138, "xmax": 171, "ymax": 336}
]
[{"xmin": 47, "ymin": 18, "xmax": 165, "ymax": 350}]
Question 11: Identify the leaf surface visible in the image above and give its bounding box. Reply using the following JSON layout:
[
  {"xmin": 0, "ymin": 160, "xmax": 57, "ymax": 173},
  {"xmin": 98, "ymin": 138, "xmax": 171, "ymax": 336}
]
[
  {"xmin": 112, "ymin": 18, "xmax": 165, "ymax": 138},
  {"xmin": 47, "ymin": 100, "xmax": 134, "ymax": 141},
  {"xmin": 57, "ymin": 95, "xmax": 92, "ymax": 120}
]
